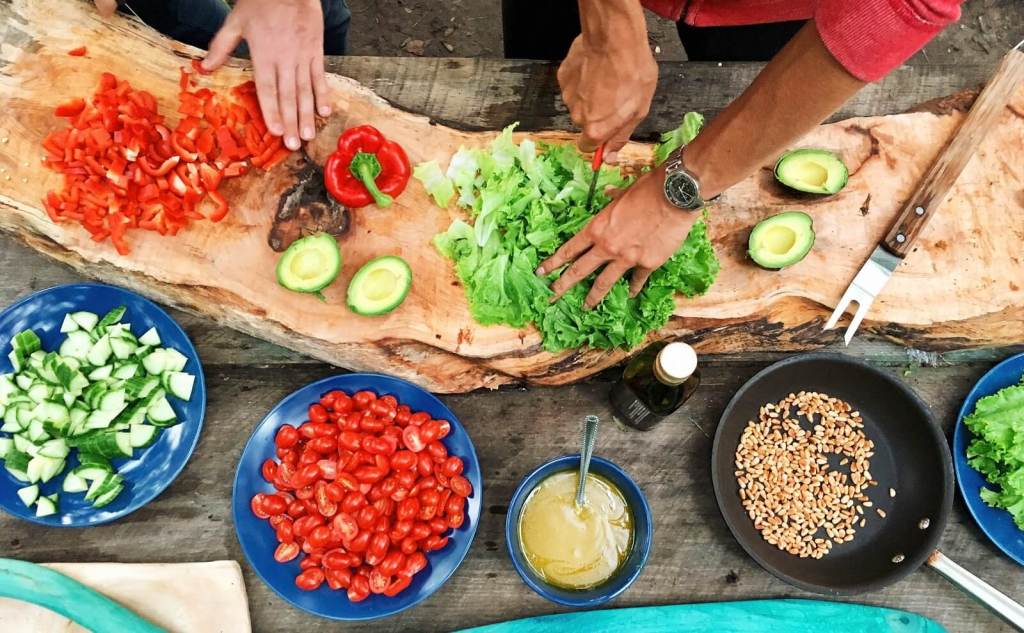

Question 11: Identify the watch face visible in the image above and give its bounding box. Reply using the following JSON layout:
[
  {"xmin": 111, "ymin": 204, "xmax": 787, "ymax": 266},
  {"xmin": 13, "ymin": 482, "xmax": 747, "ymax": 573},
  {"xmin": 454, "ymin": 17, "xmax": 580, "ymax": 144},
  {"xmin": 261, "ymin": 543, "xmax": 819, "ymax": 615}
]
[{"xmin": 665, "ymin": 171, "xmax": 701, "ymax": 210}]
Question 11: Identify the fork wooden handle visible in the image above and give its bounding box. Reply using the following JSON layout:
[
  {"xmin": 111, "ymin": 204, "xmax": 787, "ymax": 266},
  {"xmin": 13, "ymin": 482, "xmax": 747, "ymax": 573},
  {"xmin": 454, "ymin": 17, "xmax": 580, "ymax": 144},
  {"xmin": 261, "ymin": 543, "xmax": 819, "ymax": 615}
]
[{"xmin": 883, "ymin": 45, "xmax": 1024, "ymax": 259}]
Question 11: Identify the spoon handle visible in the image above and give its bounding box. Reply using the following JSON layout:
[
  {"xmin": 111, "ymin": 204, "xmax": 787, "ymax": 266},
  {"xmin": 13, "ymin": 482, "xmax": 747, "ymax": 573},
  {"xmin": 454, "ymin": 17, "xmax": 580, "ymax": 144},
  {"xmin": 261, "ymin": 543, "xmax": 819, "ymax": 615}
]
[{"xmin": 576, "ymin": 415, "xmax": 600, "ymax": 507}]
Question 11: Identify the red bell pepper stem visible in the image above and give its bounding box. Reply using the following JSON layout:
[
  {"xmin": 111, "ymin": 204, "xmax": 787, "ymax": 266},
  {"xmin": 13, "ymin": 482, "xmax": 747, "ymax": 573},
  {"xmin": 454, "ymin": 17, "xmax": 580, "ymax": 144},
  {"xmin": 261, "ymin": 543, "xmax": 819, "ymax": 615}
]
[{"xmin": 350, "ymin": 152, "xmax": 393, "ymax": 208}]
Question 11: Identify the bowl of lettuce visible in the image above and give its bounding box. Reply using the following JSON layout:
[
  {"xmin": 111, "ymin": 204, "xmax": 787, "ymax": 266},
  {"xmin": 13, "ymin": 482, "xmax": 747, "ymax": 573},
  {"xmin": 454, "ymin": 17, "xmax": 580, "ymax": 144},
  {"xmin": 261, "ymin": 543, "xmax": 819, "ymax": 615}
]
[
  {"xmin": 413, "ymin": 114, "xmax": 718, "ymax": 353},
  {"xmin": 954, "ymin": 352, "xmax": 1024, "ymax": 565}
]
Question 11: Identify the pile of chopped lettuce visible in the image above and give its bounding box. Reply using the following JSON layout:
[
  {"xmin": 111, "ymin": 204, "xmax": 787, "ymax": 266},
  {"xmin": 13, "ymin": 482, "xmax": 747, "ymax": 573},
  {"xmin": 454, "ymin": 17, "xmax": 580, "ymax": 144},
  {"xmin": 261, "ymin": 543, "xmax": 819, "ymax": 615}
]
[
  {"xmin": 965, "ymin": 376, "xmax": 1024, "ymax": 529},
  {"xmin": 415, "ymin": 116, "xmax": 719, "ymax": 352}
]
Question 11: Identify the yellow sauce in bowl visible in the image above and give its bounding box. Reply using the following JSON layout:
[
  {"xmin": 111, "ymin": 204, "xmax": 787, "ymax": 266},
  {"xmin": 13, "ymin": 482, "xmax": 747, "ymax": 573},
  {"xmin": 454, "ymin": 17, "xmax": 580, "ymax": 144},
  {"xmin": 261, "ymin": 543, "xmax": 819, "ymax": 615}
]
[{"xmin": 517, "ymin": 471, "xmax": 633, "ymax": 590}]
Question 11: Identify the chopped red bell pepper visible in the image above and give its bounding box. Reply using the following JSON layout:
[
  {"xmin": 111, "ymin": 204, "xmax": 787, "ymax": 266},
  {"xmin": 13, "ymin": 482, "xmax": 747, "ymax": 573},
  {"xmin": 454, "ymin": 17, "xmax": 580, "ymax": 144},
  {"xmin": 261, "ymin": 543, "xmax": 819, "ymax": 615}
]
[
  {"xmin": 68, "ymin": 46, "xmax": 87, "ymax": 57},
  {"xmin": 54, "ymin": 98, "xmax": 86, "ymax": 118},
  {"xmin": 41, "ymin": 66, "xmax": 292, "ymax": 254},
  {"xmin": 323, "ymin": 125, "xmax": 411, "ymax": 208}
]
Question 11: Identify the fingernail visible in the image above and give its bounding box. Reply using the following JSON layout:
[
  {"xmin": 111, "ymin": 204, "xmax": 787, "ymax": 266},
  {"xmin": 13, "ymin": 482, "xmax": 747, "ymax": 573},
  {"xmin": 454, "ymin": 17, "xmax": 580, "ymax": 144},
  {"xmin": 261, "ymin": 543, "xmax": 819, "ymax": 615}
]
[
  {"xmin": 535, "ymin": 266, "xmax": 545, "ymax": 275},
  {"xmin": 285, "ymin": 136, "xmax": 301, "ymax": 150},
  {"xmin": 318, "ymin": 105, "xmax": 331, "ymax": 116},
  {"xmin": 301, "ymin": 126, "xmax": 315, "ymax": 140}
]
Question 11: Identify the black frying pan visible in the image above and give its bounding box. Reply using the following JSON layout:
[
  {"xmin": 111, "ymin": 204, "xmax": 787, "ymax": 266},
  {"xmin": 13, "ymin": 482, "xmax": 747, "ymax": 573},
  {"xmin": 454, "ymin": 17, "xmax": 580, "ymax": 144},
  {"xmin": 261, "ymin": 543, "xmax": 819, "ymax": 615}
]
[{"xmin": 712, "ymin": 353, "xmax": 1024, "ymax": 628}]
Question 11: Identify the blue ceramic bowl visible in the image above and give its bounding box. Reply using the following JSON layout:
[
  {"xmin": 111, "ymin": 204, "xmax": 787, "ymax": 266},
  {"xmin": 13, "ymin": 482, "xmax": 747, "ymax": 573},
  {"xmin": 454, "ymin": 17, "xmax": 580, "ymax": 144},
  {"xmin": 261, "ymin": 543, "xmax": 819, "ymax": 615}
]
[
  {"xmin": 954, "ymin": 352, "xmax": 1024, "ymax": 566},
  {"xmin": 232, "ymin": 374, "xmax": 482, "ymax": 621},
  {"xmin": 505, "ymin": 455, "xmax": 652, "ymax": 607},
  {"xmin": 0, "ymin": 283, "xmax": 206, "ymax": 526}
]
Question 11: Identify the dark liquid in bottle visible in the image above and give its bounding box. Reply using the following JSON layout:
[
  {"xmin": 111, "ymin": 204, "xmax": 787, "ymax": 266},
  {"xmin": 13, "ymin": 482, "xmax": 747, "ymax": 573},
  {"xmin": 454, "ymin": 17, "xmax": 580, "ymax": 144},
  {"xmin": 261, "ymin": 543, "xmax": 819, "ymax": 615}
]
[{"xmin": 609, "ymin": 343, "xmax": 701, "ymax": 431}]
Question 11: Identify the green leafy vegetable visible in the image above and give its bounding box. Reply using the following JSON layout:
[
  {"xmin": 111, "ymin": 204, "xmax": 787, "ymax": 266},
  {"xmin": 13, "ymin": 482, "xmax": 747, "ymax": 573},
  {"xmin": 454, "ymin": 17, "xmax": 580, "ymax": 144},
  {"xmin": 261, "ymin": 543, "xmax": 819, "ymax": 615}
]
[
  {"xmin": 964, "ymin": 376, "xmax": 1024, "ymax": 529},
  {"xmin": 654, "ymin": 112, "xmax": 705, "ymax": 165},
  {"xmin": 431, "ymin": 118, "xmax": 719, "ymax": 352},
  {"xmin": 413, "ymin": 160, "xmax": 455, "ymax": 207}
]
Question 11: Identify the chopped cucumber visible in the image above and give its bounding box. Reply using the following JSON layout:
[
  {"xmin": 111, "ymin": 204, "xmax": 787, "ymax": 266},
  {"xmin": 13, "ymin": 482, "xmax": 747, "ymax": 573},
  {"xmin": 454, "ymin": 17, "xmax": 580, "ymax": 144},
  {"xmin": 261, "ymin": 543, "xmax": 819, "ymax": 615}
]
[
  {"xmin": 163, "ymin": 348, "xmax": 189, "ymax": 372},
  {"xmin": 86, "ymin": 336, "xmax": 113, "ymax": 366},
  {"xmin": 137, "ymin": 327, "xmax": 161, "ymax": 347},
  {"xmin": 147, "ymin": 396, "xmax": 176, "ymax": 426},
  {"xmin": 141, "ymin": 349, "xmax": 167, "ymax": 376},
  {"xmin": 110, "ymin": 337, "xmax": 136, "ymax": 360},
  {"xmin": 166, "ymin": 372, "xmax": 195, "ymax": 401},
  {"xmin": 62, "ymin": 471, "xmax": 89, "ymax": 493},
  {"xmin": 59, "ymin": 330, "xmax": 92, "ymax": 360},
  {"xmin": 34, "ymin": 494, "xmax": 57, "ymax": 517},
  {"xmin": 2, "ymin": 315, "xmax": 194, "ymax": 518},
  {"xmin": 59, "ymin": 314, "xmax": 79, "ymax": 333},
  {"xmin": 70, "ymin": 311, "xmax": 99, "ymax": 331},
  {"xmin": 16, "ymin": 484, "xmax": 39, "ymax": 507},
  {"xmin": 128, "ymin": 424, "xmax": 159, "ymax": 448},
  {"xmin": 91, "ymin": 483, "xmax": 123, "ymax": 508}
]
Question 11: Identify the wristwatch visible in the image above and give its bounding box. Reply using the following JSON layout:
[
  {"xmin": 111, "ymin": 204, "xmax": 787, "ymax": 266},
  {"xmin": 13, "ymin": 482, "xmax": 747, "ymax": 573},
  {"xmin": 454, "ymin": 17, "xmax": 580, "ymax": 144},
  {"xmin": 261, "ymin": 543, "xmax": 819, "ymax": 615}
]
[{"xmin": 662, "ymin": 146, "xmax": 718, "ymax": 210}]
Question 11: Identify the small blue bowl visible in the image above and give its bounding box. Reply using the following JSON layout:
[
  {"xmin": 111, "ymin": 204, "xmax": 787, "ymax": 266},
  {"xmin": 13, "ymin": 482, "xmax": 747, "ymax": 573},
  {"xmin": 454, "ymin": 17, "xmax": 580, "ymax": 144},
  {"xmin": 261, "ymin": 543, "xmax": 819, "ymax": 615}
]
[
  {"xmin": 232, "ymin": 373, "xmax": 482, "ymax": 621},
  {"xmin": 954, "ymin": 352, "xmax": 1024, "ymax": 566},
  {"xmin": 0, "ymin": 283, "xmax": 206, "ymax": 526},
  {"xmin": 505, "ymin": 455, "xmax": 652, "ymax": 607}
]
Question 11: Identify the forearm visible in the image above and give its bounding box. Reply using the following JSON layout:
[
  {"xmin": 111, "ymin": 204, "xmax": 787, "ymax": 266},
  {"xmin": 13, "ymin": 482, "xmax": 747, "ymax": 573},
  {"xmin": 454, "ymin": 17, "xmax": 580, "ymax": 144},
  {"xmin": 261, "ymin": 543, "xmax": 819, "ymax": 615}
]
[
  {"xmin": 684, "ymin": 21, "xmax": 866, "ymax": 198},
  {"xmin": 577, "ymin": 0, "xmax": 647, "ymax": 47}
]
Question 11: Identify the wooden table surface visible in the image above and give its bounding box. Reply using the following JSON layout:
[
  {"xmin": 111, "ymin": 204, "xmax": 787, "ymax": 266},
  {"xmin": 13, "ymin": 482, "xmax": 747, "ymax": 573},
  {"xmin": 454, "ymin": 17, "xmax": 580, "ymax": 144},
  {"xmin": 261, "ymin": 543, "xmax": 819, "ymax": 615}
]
[{"xmin": 2, "ymin": 54, "xmax": 1024, "ymax": 633}]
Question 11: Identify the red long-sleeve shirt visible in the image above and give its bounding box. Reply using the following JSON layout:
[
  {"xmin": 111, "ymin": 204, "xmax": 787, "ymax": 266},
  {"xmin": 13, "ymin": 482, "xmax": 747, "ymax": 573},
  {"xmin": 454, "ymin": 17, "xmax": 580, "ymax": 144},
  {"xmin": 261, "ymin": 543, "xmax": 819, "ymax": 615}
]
[{"xmin": 642, "ymin": 0, "xmax": 963, "ymax": 81}]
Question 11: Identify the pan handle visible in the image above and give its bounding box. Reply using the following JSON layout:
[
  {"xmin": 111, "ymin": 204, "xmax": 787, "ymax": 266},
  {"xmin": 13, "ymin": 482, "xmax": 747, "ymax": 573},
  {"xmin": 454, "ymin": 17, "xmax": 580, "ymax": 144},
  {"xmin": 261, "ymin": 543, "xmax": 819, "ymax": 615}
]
[{"xmin": 928, "ymin": 550, "xmax": 1024, "ymax": 630}]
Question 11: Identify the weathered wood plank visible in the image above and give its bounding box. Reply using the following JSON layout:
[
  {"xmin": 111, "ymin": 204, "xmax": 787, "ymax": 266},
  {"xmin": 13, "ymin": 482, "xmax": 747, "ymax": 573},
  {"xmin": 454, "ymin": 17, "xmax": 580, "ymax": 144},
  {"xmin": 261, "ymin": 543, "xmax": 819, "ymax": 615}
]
[
  {"xmin": 0, "ymin": 362, "xmax": 1020, "ymax": 632},
  {"xmin": 326, "ymin": 57, "xmax": 997, "ymax": 134}
]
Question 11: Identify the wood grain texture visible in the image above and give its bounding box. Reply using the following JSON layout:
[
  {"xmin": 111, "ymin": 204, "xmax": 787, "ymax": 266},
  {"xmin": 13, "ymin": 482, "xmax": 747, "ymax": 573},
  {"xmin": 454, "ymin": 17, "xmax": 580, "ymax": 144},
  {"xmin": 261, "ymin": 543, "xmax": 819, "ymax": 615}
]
[
  {"xmin": 1, "ymin": 361, "xmax": 1021, "ymax": 632},
  {"xmin": 883, "ymin": 47, "xmax": 1024, "ymax": 258},
  {"xmin": 1, "ymin": 1, "xmax": 1023, "ymax": 396}
]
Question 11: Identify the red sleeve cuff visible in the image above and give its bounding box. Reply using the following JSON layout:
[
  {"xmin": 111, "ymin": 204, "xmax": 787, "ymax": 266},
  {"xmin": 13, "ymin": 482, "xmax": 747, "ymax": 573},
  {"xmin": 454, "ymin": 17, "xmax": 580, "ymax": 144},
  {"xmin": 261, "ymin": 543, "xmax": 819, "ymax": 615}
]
[{"xmin": 816, "ymin": 0, "xmax": 962, "ymax": 82}]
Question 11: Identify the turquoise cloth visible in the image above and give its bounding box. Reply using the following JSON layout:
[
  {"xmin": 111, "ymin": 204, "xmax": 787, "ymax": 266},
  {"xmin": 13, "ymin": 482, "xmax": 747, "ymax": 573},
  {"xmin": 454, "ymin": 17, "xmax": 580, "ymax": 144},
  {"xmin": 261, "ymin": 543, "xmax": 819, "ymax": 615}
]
[
  {"xmin": 456, "ymin": 600, "xmax": 945, "ymax": 633},
  {"xmin": 0, "ymin": 558, "xmax": 166, "ymax": 633}
]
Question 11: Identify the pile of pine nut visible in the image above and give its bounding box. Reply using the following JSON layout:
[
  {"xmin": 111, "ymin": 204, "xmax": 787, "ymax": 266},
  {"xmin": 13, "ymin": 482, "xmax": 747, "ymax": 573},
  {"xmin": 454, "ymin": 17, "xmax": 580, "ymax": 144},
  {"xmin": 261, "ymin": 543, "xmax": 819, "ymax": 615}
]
[{"xmin": 734, "ymin": 390, "xmax": 884, "ymax": 559}]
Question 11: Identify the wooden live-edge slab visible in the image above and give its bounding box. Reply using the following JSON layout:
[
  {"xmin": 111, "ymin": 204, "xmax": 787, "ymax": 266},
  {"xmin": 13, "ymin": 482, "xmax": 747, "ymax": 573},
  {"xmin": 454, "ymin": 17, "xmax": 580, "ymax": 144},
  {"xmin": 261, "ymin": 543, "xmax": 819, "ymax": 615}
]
[{"xmin": 0, "ymin": 0, "xmax": 1023, "ymax": 393}]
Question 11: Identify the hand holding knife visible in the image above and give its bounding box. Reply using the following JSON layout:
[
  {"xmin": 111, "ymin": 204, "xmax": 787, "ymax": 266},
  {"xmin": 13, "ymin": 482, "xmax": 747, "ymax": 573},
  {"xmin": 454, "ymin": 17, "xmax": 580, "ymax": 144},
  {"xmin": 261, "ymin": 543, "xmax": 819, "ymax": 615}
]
[{"xmin": 584, "ymin": 144, "xmax": 606, "ymax": 212}]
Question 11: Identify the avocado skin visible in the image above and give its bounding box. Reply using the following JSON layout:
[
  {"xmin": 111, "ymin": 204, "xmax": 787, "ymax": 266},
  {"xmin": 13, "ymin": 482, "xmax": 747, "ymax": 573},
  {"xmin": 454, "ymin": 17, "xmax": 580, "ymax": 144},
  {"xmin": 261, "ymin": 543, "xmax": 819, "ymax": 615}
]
[
  {"xmin": 276, "ymin": 233, "xmax": 342, "ymax": 293},
  {"xmin": 748, "ymin": 211, "xmax": 816, "ymax": 270},
  {"xmin": 347, "ymin": 256, "xmax": 413, "ymax": 316},
  {"xmin": 774, "ymin": 149, "xmax": 849, "ymax": 195}
]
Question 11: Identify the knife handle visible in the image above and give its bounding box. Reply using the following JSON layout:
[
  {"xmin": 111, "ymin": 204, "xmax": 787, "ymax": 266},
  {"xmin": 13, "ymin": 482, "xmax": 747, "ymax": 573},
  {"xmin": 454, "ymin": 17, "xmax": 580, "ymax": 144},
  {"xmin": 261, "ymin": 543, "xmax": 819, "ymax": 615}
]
[
  {"xmin": 883, "ymin": 45, "xmax": 1024, "ymax": 259},
  {"xmin": 591, "ymin": 144, "xmax": 605, "ymax": 171}
]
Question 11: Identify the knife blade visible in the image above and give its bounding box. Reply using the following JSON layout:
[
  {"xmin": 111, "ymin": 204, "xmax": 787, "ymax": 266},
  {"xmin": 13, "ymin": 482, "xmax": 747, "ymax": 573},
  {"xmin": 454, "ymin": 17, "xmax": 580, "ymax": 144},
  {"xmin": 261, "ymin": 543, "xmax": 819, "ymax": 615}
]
[
  {"xmin": 824, "ymin": 41, "xmax": 1024, "ymax": 344},
  {"xmin": 584, "ymin": 144, "xmax": 605, "ymax": 212}
]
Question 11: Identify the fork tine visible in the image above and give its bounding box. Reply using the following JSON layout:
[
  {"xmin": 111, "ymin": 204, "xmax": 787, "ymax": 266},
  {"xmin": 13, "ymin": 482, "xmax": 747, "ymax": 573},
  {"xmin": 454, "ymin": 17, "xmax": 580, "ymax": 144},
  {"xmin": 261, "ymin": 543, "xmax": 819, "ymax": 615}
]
[
  {"xmin": 824, "ymin": 289, "xmax": 855, "ymax": 331},
  {"xmin": 843, "ymin": 298, "xmax": 874, "ymax": 346}
]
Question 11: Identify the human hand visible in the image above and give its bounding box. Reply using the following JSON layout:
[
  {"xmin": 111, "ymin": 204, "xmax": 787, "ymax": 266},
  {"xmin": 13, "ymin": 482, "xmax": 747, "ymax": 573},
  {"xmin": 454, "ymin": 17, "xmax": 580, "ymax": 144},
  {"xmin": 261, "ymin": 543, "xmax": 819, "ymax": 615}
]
[
  {"xmin": 202, "ymin": 0, "xmax": 332, "ymax": 151},
  {"xmin": 92, "ymin": 0, "xmax": 117, "ymax": 17},
  {"xmin": 536, "ymin": 166, "xmax": 697, "ymax": 308},
  {"xmin": 557, "ymin": 5, "xmax": 657, "ymax": 164}
]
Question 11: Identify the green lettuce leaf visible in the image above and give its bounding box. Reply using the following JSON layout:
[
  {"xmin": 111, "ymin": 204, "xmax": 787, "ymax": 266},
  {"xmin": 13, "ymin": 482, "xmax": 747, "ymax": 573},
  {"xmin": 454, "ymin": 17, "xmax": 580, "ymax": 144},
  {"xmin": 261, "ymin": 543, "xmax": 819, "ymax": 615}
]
[
  {"xmin": 413, "ymin": 160, "xmax": 455, "ymax": 207},
  {"xmin": 430, "ymin": 118, "xmax": 718, "ymax": 352},
  {"xmin": 654, "ymin": 112, "xmax": 705, "ymax": 165},
  {"xmin": 964, "ymin": 377, "xmax": 1024, "ymax": 530}
]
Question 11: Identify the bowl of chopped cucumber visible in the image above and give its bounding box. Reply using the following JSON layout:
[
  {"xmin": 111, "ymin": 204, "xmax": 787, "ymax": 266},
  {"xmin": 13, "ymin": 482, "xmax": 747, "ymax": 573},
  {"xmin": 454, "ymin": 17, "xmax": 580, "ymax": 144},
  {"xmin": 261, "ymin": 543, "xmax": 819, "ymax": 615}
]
[{"xmin": 0, "ymin": 283, "xmax": 205, "ymax": 526}]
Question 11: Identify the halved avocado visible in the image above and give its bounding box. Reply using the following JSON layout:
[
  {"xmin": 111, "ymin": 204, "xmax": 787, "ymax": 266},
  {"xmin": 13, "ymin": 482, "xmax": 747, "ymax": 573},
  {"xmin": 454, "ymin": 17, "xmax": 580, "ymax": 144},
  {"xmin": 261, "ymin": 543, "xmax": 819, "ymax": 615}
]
[
  {"xmin": 748, "ymin": 211, "xmax": 815, "ymax": 270},
  {"xmin": 774, "ymin": 149, "xmax": 848, "ymax": 195},
  {"xmin": 347, "ymin": 256, "xmax": 412, "ymax": 316},
  {"xmin": 276, "ymin": 233, "xmax": 342, "ymax": 293}
]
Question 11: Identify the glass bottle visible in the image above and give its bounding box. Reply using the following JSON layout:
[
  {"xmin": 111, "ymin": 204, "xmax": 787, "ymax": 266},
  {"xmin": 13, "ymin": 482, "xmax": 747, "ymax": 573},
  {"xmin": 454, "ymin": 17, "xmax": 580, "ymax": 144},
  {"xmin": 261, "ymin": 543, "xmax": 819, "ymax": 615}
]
[{"xmin": 609, "ymin": 341, "xmax": 701, "ymax": 431}]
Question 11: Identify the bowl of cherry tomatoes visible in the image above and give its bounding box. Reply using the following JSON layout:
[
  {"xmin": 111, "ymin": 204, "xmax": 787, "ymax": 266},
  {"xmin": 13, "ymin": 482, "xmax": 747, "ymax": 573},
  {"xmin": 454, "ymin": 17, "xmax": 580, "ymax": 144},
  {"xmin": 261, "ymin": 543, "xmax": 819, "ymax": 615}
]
[{"xmin": 232, "ymin": 374, "xmax": 482, "ymax": 621}]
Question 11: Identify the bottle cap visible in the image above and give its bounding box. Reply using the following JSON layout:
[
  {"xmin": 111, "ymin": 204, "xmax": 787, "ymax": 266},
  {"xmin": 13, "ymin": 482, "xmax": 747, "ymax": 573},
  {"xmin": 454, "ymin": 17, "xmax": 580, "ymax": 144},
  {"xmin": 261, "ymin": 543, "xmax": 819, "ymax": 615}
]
[{"xmin": 655, "ymin": 342, "xmax": 698, "ymax": 385}]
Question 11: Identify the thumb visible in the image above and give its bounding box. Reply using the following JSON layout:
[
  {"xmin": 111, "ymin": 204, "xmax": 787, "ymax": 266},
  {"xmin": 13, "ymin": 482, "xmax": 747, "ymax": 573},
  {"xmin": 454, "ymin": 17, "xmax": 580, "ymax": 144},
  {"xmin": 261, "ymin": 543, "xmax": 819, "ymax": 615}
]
[
  {"xmin": 602, "ymin": 125, "xmax": 634, "ymax": 165},
  {"xmin": 202, "ymin": 15, "xmax": 243, "ymax": 71},
  {"xmin": 93, "ymin": 0, "xmax": 117, "ymax": 17}
]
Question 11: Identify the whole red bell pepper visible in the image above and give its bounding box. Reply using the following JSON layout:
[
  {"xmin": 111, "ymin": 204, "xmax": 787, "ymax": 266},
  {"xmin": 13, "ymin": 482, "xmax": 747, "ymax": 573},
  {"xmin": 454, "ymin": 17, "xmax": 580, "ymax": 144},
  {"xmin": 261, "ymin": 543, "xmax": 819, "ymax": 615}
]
[{"xmin": 324, "ymin": 125, "xmax": 410, "ymax": 208}]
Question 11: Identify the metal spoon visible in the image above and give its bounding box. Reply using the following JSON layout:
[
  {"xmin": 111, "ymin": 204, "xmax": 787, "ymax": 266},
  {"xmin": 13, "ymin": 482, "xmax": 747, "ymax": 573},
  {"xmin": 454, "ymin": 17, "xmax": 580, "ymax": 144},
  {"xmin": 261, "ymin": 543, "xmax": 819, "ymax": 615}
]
[{"xmin": 575, "ymin": 415, "xmax": 600, "ymax": 508}]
